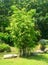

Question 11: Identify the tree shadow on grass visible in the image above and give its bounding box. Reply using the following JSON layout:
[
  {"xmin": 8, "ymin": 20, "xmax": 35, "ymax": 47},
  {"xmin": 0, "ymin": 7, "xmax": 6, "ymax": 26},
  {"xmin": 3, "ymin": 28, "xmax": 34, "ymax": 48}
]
[{"xmin": 22, "ymin": 54, "xmax": 48, "ymax": 63}]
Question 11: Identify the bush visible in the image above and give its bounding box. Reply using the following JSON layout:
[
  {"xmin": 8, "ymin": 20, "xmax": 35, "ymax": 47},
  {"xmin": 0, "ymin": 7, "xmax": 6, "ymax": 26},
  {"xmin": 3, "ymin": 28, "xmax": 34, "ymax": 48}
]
[{"xmin": 0, "ymin": 43, "xmax": 11, "ymax": 52}]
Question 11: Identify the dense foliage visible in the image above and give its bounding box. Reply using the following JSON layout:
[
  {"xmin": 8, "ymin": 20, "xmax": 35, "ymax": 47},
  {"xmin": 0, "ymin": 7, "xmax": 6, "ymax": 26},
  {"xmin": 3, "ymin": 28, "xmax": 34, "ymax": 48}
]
[
  {"xmin": 7, "ymin": 6, "xmax": 40, "ymax": 56},
  {"xmin": 0, "ymin": 43, "xmax": 11, "ymax": 52}
]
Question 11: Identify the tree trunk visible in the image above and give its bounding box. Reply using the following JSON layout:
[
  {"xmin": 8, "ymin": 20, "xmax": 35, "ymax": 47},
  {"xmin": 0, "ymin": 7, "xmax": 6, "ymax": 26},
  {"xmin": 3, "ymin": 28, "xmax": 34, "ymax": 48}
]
[
  {"xmin": 22, "ymin": 48, "xmax": 26, "ymax": 57},
  {"xmin": 19, "ymin": 49, "xmax": 22, "ymax": 57}
]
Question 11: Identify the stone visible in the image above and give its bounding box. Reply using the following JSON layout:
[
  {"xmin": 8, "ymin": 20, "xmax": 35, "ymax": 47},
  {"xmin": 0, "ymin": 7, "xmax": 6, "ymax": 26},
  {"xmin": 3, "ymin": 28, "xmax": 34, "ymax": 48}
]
[
  {"xmin": 3, "ymin": 54, "xmax": 18, "ymax": 59},
  {"xmin": 30, "ymin": 50, "xmax": 44, "ymax": 56},
  {"xmin": 44, "ymin": 48, "xmax": 48, "ymax": 53},
  {"xmin": 36, "ymin": 50, "xmax": 44, "ymax": 53}
]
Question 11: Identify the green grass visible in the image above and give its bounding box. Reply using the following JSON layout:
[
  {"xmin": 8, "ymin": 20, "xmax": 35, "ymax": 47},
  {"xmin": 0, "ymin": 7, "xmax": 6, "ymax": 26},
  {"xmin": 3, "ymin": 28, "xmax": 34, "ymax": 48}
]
[
  {"xmin": 0, "ymin": 46, "xmax": 48, "ymax": 65},
  {"xmin": 0, "ymin": 53, "xmax": 48, "ymax": 65}
]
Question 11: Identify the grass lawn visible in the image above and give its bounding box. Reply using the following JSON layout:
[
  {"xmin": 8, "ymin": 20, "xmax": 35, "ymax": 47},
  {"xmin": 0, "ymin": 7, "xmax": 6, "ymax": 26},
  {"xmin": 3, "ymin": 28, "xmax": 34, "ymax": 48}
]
[{"xmin": 0, "ymin": 53, "xmax": 48, "ymax": 65}]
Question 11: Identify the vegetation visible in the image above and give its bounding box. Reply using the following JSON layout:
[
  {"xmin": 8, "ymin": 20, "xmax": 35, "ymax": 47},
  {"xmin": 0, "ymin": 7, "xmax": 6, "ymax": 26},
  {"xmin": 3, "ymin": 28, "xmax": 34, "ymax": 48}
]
[
  {"xmin": 0, "ymin": 43, "xmax": 11, "ymax": 52},
  {"xmin": 7, "ymin": 7, "xmax": 40, "ymax": 56},
  {"xmin": 0, "ymin": 53, "xmax": 48, "ymax": 65},
  {"xmin": 0, "ymin": 0, "xmax": 48, "ymax": 65}
]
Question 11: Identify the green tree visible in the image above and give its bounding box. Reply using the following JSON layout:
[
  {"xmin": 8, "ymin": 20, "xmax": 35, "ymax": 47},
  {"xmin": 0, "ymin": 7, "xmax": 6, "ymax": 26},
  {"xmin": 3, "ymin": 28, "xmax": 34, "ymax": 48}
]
[
  {"xmin": 35, "ymin": 2, "xmax": 48, "ymax": 39},
  {"xmin": 0, "ymin": 0, "xmax": 13, "ymax": 45},
  {"xmin": 7, "ymin": 6, "xmax": 40, "ymax": 56}
]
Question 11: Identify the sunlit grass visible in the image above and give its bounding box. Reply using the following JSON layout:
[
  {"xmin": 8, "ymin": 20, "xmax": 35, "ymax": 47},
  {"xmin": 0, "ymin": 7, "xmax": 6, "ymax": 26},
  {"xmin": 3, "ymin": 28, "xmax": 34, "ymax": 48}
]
[
  {"xmin": 0, "ymin": 53, "xmax": 48, "ymax": 65},
  {"xmin": 0, "ymin": 46, "xmax": 48, "ymax": 65}
]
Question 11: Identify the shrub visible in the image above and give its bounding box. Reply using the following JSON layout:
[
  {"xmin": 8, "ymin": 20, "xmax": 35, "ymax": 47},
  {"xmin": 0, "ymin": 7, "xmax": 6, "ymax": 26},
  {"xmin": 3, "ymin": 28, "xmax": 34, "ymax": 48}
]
[{"xmin": 0, "ymin": 43, "xmax": 11, "ymax": 52}]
